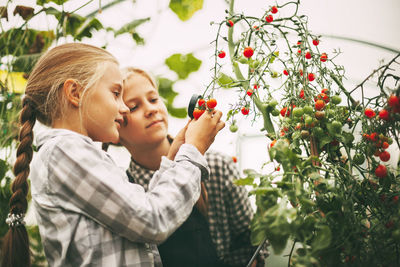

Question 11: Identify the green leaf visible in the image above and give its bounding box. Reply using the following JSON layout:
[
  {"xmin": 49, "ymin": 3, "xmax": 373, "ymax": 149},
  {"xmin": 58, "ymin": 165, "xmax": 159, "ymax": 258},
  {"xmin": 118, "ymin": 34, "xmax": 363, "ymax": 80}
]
[
  {"xmin": 132, "ymin": 32, "xmax": 145, "ymax": 45},
  {"xmin": 75, "ymin": 17, "xmax": 103, "ymax": 40},
  {"xmin": 114, "ymin": 18, "xmax": 150, "ymax": 37},
  {"xmin": 311, "ymin": 225, "xmax": 332, "ymax": 251},
  {"xmin": 44, "ymin": 6, "xmax": 60, "ymax": 16},
  {"xmin": 12, "ymin": 53, "xmax": 42, "ymax": 73},
  {"xmin": 0, "ymin": 159, "xmax": 8, "ymax": 179},
  {"xmin": 318, "ymin": 135, "xmax": 332, "ymax": 149},
  {"xmin": 156, "ymin": 77, "xmax": 187, "ymax": 118},
  {"xmin": 169, "ymin": 0, "xmax": 203, "ymax": 21},
  {"xmin": 234, "ymin": 177, "xmax": 255, "ymax": 186},
  {"xmin": 166, "ymin": 103, "xmax": 187, "ymax": 118},
  {"xmin": 37, "ymin": 0, "xmax": 68, "ymax": 5},
  {"xmin": 157, "ymin": 77, "xmax": 177, "ymax": 103},
  {"xmin": 217, "ymin": 73, "xmax": 240, "ymax": 88},
  {"xmin": 165, "ymin": 53, "xmax": 202, "ymax": 80}
]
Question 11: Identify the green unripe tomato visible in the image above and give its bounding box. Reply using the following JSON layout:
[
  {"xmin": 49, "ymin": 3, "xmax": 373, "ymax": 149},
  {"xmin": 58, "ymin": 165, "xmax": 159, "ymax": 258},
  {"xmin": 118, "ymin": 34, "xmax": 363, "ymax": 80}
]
[
  {"xmin": 271, "ymin": 71, "xmax": 278, "ymax": 78},
  {"xmin": 331, "ymin": 95, "xmax": 342, "ymax": 105},
  {"xmin": 229, "ymin": 124, "xmax": 238, "ymax": 133},
  {"xmin": 292, "ymin": 107, "xmax": 304, "ymax": 117},
  {"xmin": 353, "ymin": 153, "xmax": 365, "ymax": 165},
  {"xmin": 285, "ymin": 117, "xmax": 292, "ymax": 124},
  {"xmin": 271, "ymin": 108, "xmax": 280, "ymax": 116},
  {"xmin": 313, "ymin": 126, "xmax": 324, "ymax": 138},
  {"xmin": 238, "ymin": 56, "xmax": 248, "ymax": 64},
  {"xmin": 304, "ymin": 115, "xmax": 313, "ymax": 125},
  {"xmin": 331, "ymin": 120, "xmax": 342, "ymax": 133},
  {"xmin": 251, "ymin": 60, "xmax": 260, "ymax": 68},
  {"xmin": 303, "ymin": 105, "xmax": 313, "ymax": 114},
  {"xmin": 388, "ymin": 137, "xmax": 393, "ymax": 145}
]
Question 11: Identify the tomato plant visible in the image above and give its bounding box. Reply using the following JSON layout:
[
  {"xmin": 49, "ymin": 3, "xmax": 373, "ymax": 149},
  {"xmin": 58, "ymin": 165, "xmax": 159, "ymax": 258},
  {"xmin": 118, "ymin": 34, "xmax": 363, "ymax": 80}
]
[{"xmin": 204, "ymin": 0, "xmax": 400, "ymax": 266}]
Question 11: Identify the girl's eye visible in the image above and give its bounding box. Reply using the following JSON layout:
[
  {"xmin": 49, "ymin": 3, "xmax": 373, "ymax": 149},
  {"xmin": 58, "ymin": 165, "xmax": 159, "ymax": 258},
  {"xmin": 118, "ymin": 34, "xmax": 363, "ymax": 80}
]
[
  {"xmin": 113, "ymin": 91, "xmax": 120, "ymax": 97},
  {"xmin": 151, "ymin": 98, "xmax": 158, "ymax": 103},
  {"xmin": 129, "ymin": 106, "xmax": 137, "ymax": 112}
]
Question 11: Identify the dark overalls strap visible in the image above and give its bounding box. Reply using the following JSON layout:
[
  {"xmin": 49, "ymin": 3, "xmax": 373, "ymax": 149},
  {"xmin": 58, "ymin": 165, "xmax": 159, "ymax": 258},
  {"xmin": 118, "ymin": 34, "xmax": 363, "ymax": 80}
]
[{"xmin": 157, "ymin": 207, "xmax": 222, "ymax": 267}]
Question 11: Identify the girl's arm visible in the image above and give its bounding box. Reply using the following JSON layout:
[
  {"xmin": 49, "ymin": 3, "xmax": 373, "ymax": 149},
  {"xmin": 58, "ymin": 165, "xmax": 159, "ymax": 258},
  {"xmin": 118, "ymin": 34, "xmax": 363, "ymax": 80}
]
[{"xmin": 46, "ymin": 136, "xmax": 205, "ymax": 244}]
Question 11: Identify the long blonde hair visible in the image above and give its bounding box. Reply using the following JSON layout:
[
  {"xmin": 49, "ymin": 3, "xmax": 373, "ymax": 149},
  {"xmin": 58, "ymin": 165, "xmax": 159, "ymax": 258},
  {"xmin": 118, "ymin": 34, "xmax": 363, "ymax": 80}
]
[{"xmin": 1, "ymin": 43, "xmax": 117, "ymax": 267}]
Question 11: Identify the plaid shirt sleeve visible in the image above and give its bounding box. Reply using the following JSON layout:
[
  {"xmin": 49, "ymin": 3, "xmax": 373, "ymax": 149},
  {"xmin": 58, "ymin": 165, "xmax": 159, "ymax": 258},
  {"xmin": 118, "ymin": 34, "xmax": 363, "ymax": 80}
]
[
  {"xmin": 47, "ymin": 137, "xmax": 205, "ymax": 244},
  {"xmin": 210, "ymin": 152, "xmax": 269, "ymax": 266}
]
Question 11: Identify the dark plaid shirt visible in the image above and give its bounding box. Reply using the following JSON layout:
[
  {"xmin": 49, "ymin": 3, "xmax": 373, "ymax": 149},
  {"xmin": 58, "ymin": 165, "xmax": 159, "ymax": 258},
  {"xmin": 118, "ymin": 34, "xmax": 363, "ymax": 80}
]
[
  {"xmin": 30, "ymin": 129, "xmax": 207, "ymax": 267},
  {"xmin": 128, "ymin": 150, "xmax": 269, "ymax": 266}
]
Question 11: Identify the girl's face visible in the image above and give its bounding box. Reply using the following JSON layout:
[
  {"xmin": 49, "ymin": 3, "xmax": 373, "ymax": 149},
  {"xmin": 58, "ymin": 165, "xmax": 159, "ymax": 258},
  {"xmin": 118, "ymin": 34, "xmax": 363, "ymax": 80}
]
[
  {"xmin": 82, "ymin": 62, "xmax": 128, "ymax": 144},
  {"xmin": 118, "ymin": 73, "xmax": 169, "ymax": 147}
]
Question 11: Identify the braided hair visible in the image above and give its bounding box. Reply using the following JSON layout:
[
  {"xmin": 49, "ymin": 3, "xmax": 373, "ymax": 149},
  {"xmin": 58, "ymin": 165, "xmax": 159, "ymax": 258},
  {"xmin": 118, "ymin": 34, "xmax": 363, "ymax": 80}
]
[{"xmin": 1, "ymin": 43, "xmax": 117, "ymax": 267}]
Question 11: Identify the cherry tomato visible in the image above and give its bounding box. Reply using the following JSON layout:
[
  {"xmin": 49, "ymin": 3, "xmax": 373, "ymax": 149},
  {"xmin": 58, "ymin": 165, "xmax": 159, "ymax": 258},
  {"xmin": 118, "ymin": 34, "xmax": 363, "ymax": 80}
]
[
  {"xmin": 315, "ymin": 111, "xmax": 325, "ymax": 120},
  {"xmin": 364, "ymin": 108, "xmax": 376, "ymax": 118},
  {"xmin": 229, "ymin": 124, "xmax": 238, "ymax": 133},
  {"xmin": 331, "ymin": 95, "xmax": 342, "ymax": 105},
  {"xmin": 265, "ymin": 15, "xmax": 273, "ymax": 23},
  {"xmin": 206, "ymin": 98, "xmax": 217, "ymax": 109},
  {"xmin": 379, "ymin": 151, "xmax": 390, "ymax": 162},
  {"xmin": 308, "ymin": 73, "xmax": 315, "ymax": 82},
  {"xmin": 375, "ymin": 164, "xmax": 387, "ymax": 178},
  {"xmin": 379, "ymin": 109, "xmax": 390, "ymax": 120},
  {"xmin": 320, "ymin": 53, "xmax": 327, "ymax": 62},
  {"xmin": 315, "ymin": 100, "xmax": 325, "ymax": 111},
  {"xmin": 193, "ymin": 108, "xmax": 205, "ymax": 120},
  {"xmin": 198, "ymin": 98, "xmax": 205, "ymax": 107},
  {"xmin": 353, "ymin": 154, "xmax": 365, "ymax": 165},
  {"xmin": 293, "ymin": 107, "xmax": 304, "ymax": 117},
  {"xmin": 218, "ymin": 51, "xmax": 226, "ymax": 58},
  {"xmin": 243, "ymin": 47, "xmax": 254, "ymax": 58},
  {"xmin": 241, "ymin": 107, "xmax": 249, "ymax": 115}
]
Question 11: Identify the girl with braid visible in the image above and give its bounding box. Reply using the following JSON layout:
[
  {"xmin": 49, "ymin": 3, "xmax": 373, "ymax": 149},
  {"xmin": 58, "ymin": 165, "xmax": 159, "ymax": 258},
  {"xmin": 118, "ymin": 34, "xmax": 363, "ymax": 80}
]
[
  {"xmin": 117, "ymin": 67, "xmax": 268, "ymax": 267},
  {"xmin": 1, "ymin": 43, "xmax": 225, "ymax": 267}
]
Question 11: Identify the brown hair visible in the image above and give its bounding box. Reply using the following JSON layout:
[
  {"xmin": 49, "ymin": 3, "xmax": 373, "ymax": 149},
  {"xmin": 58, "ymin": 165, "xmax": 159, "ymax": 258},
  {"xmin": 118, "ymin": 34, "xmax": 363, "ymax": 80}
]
[
  {"xmin": 1, "ymin": 43, "xmax": 117, "ymax": 267},
  {"xmin": 122, "ymin": 67, "xmax": 209, "ymax": 218}
]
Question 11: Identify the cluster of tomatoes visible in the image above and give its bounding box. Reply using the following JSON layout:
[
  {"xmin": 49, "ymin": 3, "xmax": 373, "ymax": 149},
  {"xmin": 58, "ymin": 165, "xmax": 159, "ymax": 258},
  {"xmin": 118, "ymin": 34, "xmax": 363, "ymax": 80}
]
[
  {"xmin": 276, "ymin": 88, "xmax": 343, "ymax": 141},
  {"xmin": 360, "ymin": 94, "xmax": 399, "ymax": 178},
  {"xmin": 192, "ymin": 98, "xmax": 217, "ymax": 120},
  {"xmin": 364, "ymin": 94, "xmax": 400, "ymax": 121}
]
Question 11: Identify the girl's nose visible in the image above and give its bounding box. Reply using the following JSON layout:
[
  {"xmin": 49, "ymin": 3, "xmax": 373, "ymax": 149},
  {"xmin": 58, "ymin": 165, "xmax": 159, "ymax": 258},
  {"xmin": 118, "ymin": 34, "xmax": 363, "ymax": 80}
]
[
  {"xmin": 119, "ymin": 98, "xmax": 129, "ymax": 114},
  {"xmin": 144, "ymin": 102, "xmax": 157, "ymax": 117}
]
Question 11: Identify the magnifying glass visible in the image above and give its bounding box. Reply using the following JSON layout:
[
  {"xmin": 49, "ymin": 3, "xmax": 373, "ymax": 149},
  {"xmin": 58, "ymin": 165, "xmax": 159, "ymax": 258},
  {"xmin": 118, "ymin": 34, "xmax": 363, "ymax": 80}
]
[{"xmin": 188, "ymin": 94, "xmax": 201, "ymax": 119}]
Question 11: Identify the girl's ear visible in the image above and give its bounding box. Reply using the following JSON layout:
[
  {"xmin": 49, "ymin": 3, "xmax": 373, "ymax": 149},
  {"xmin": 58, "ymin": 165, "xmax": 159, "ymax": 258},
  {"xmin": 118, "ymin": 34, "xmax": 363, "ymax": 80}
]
[{"xmin": 63, "ymin": 79, "xmax": 82, "ymax": 108}]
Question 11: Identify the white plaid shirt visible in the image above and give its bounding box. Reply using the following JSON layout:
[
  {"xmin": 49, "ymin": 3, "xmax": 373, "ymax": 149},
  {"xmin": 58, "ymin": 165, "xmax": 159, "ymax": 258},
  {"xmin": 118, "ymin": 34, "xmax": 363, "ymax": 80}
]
[
  {"xmin": 30, "ymin": 129, "xmax": 207, "ymax": 267},
  {"xmin": 128, "ymin": 150, "xmax": 269, "ymax": 266}
]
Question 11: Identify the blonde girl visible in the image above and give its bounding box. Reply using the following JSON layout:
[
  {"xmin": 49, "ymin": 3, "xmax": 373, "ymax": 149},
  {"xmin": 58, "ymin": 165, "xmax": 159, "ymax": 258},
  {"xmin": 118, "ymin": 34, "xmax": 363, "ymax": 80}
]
[
  {"xmin": 118, "ymin": 67, "xmax": 267, "ymax": 267},
  {"xmin": 1, "ymin": 43, "xmax": 224, "ymax": 267}
]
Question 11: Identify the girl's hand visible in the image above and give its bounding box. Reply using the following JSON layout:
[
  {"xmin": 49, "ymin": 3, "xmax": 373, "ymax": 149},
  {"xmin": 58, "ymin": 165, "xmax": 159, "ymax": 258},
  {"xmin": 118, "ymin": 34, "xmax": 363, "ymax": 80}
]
[
  {"xmin": 185, "ymin": 109, "xmax": 225, "ymax": 154},
  {"xmin": 167, "ymin": 122, "xmax": 189, "ymax": 160}
]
